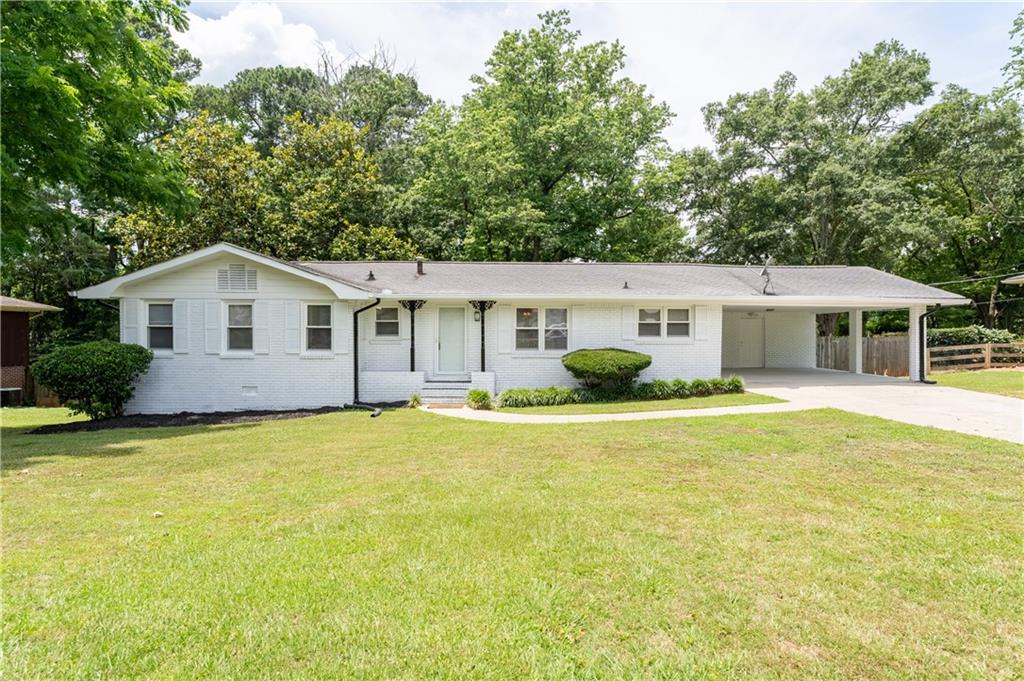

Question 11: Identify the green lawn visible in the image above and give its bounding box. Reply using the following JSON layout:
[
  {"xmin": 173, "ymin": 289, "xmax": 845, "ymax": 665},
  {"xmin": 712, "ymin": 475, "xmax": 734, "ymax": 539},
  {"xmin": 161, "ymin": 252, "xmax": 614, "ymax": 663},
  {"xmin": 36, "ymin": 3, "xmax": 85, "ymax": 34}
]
[
  {"xmin": 933, "ymin": 368, "xmax": 1024, "ymax": 398},
  {"xmin": 2, "ymin": 407, "xmax": 1021, "ymax": 679},
  {"xmin": 502, "ymin": 391, "xmax": 781, "ymax": 414}
]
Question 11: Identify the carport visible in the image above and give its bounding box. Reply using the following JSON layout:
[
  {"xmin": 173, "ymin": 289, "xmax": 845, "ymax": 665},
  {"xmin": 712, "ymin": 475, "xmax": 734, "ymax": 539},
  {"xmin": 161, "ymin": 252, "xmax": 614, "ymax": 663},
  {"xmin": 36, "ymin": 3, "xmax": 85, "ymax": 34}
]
[{"xmin": 722, "ymin": 302, "xmax": 937, "ymax": 380}]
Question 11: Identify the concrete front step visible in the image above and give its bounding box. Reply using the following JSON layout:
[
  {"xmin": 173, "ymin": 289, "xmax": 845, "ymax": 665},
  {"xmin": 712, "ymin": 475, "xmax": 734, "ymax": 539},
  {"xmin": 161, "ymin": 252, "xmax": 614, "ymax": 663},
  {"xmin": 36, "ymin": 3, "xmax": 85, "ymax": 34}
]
[{"xmin": 420, "ymin": 382, "xmax": 472, "ymax": 405}]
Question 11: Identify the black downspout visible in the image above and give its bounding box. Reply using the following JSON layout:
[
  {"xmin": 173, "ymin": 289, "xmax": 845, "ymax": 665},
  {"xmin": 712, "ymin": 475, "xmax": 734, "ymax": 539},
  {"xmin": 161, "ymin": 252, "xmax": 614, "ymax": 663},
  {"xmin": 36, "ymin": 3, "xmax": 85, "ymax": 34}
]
[
  {"xmin": 353, "ymin": 298, "xmax": 381, "ymax": 406},
  {"xmin": 918, "ymin": 305, "xmax": 942, "ymax": 383}
]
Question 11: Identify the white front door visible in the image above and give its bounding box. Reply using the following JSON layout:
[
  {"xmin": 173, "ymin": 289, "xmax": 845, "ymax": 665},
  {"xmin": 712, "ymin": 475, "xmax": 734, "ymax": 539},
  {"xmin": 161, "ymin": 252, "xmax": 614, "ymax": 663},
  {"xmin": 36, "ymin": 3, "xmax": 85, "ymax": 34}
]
[{"xmin": 437, "ymin": 307, "xmax": 466, "ymax": 374}]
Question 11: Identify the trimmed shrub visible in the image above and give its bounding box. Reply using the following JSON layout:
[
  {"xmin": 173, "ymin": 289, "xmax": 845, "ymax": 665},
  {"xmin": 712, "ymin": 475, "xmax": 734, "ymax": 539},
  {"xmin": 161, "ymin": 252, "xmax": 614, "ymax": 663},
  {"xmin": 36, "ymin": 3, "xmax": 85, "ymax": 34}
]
[
  {"xmin": 32, "ymin": 341, "xmax": 153, "ymax": 420},
  {"xmin": 466, "ymin": 389, "xmax": 492, "ymax": 410},
  {"xmin": 928, "ymin": 325, "xmax": 1017, "ymax": 347},
  {"xmin": 407, "ymin": 393, "xmax": 422, "ymax": 408},
  {"xmin": 496, "ymin": 374, "xmax": 745, "ymax": 409},
  {"xmin": 561, "ymin": 348, "xmax": 652, "ymax": 388}
]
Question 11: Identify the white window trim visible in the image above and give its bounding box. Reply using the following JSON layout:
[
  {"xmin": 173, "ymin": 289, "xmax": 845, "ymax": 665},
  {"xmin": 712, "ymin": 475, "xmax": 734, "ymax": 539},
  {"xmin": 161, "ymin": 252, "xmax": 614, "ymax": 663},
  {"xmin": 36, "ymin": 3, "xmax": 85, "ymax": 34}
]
[
  {"xmin": 514, "ymin": 306, "xmax": 570, "ymax": 354},
  {"xmin": 372, "ymin": 306, "xmax": 401, "ymax": 341},
  {"xmin": 302, "ymin": 301, "xmax": 334, "ymax": 355},
  {"xmin": 222, "ymin": 300, "xmax": 255, "ymax": 357},
  {"xmin": 144, "ymin": 299, "xmax": 174, "ymax": 355},
  {"xmin": 636, "ymin": 306, "xmax": 694, "ymax": 344}
]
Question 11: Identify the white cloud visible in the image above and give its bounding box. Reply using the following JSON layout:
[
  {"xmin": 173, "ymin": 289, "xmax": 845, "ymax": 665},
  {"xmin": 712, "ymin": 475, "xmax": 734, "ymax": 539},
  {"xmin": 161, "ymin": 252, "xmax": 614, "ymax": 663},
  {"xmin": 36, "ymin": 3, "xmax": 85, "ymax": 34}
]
[
  {"xmin": 174, "ymin": 2, "xmax": 345, "ymax": 85},
  {"xmin": 176, "ymin": 2, "xmax": 1018, "ymax": 149}
]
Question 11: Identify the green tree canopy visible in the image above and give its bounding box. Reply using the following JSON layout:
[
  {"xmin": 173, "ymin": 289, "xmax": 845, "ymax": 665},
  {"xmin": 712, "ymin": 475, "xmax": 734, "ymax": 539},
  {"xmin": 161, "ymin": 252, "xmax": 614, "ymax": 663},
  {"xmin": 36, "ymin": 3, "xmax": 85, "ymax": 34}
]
[
  {"xmin": 399, "ymin": 10, "xmax": 685, "ymax": 262},
  {"xmin": 1, "ymin": 0, "xmax": 194, "ymax": 257}
]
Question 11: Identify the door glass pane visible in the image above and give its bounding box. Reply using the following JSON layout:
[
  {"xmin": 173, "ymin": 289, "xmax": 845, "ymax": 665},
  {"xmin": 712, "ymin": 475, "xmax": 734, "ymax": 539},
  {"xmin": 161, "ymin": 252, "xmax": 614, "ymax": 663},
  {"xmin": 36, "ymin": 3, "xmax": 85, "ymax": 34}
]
[
  {"xmin": 307, "ymin": 304, "xmax": 331, "ymax": 327},
  {"xmin": 516, "ymin": 308, "xmax": 538, "ymax": 328},
  {"xmin": 228, "ymin": 305, "xmax": 252, "ymax": 326},
  {"xmin": 516, "ymin": 328, "xmax": 539, "ymax": 350},
  {"xmin": 148, "ymin": 304, "xmax": 172, "ymax": 325},
  {"xmin": 228, "ymin": 327, "xmax": 253, "ymax": 350},
  {"xmin": 307, "ymin": 328, "xmax": 331, "ymax": 350},
  {"xmin": 149, "ymin": 327, "xmax": 173, "ymax": 349}
]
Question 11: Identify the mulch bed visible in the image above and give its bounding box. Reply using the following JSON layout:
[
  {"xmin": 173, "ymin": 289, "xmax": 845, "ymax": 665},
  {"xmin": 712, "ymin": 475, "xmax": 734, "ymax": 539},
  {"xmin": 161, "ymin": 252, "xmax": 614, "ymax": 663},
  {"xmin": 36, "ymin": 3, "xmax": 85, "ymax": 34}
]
[{"xmin": 30, "ymin": 406, "xmax": 352, "ymax": 434}]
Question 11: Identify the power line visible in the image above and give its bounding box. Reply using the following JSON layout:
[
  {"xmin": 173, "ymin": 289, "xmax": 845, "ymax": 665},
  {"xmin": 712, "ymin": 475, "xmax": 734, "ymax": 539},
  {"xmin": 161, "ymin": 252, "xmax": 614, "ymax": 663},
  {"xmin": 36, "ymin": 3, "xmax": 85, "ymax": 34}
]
[{"xmin": 928, "ymin": 270, "xmax": 1024, "ymax": 286}]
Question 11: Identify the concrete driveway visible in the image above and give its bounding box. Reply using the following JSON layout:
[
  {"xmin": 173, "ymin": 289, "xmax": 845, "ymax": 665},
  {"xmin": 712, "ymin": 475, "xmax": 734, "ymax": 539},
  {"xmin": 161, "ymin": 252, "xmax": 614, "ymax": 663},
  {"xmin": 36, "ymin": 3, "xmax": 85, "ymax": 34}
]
[{"xmin": 736, "ymin": 368, "xmax": 1023, "ymax": 444}]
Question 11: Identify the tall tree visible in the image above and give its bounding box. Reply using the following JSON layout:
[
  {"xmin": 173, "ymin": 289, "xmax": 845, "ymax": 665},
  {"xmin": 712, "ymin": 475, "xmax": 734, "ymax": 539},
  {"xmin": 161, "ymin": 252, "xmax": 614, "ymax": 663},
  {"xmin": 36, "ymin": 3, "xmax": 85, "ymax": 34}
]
[
  {"xmin": 400, "ymin": 11, "xmax": 684, "ymax": 261},
  {"xmin": 682, "ymin": 41, "xmax": 934, "ymax": 269},
  {"xmin": 194, "ymin": 65, "xmax": 336, "ymax": 156},
  {"xmin": 1, "ymin": 0, "xmax": 195, "ymax": 257}
]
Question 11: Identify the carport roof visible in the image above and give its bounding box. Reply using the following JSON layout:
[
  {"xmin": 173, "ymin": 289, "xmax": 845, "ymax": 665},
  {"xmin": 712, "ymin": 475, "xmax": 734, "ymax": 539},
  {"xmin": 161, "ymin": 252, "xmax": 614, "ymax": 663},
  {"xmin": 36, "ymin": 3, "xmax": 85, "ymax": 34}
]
[{"xmin": 299, "ymin": 260, "xmax": 968, "ymax": 304}]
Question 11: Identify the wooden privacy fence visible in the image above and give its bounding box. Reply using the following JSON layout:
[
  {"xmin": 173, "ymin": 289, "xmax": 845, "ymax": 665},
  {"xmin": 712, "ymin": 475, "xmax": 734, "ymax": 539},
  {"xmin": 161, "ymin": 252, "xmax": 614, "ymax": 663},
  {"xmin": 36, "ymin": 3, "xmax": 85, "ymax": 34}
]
[
  {"xmin": 818, "ymin": 337, "xmax": 1024, "ymax": 375},
  {"xmin": 816, "ymin": 336, "xmax": 909, "ymax": 376},
  {"xmin": 927, "ymin": 343, "xmax": 1024, "ymax": 372}
]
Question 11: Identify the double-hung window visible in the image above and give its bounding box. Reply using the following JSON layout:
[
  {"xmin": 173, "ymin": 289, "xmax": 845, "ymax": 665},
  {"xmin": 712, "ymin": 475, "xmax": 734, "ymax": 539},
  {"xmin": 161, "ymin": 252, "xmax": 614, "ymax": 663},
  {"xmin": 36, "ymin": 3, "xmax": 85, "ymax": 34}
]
[
  {"xmin": 515, "ymin": 307, "xmax": 568, "ymax": 351},
  {"xmin": 375, "ymin": 307, "xmax": 399, "ymax": 337},
  {"xmin": 227, "ymin": 304, "xmax": 253, "ymax": 351},
  {"xmin": 306, "ymin": 304, "xmax": 332, "ymax": 351},
  {"xmin": 147, "ymin": 303, "xmax": 173, "ymax": 350},
  {"xmin": 638, "ymin": 307, "xmax": 691, "ymax": 339}
]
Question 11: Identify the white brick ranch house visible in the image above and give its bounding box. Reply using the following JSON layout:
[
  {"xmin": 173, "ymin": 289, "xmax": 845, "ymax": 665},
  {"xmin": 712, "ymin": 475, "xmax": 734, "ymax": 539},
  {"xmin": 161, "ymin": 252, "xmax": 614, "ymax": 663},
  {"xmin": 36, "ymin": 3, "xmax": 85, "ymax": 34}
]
[{"xmin": 75, "ymin": 243, "xmax": 967, "ymax": 413}]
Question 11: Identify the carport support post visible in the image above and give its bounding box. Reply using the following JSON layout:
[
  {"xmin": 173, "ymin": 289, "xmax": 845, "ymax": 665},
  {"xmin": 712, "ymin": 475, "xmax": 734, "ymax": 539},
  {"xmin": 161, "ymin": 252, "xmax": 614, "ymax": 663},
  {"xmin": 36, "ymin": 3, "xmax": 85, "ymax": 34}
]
[
  {"xmin": 908, "ymin": 305, "xmax": 926, "ymax": 381},
  {"xmin": 848, "ymin": 309, "xmax": 863, "ymax": 374}
]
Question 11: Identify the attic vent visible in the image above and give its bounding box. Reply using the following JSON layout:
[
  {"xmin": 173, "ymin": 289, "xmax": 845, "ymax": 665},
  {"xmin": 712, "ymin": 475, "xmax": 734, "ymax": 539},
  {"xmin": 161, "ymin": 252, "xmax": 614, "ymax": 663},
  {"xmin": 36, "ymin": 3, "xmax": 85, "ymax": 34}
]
[{"xmin": 217, "ymin": 263, "xmax": 257, "ymax": 292}]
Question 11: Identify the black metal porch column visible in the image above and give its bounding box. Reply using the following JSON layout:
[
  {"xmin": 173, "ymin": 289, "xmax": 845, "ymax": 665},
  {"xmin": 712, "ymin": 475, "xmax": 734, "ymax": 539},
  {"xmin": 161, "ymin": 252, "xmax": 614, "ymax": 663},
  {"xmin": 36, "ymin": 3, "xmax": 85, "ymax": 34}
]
[
  {"xmin": 399, "ymin": 300, "xmax": 426, "ymax": 371},
  {"xmin": 469, "ymin": 301, "xmax": 496, "ymax": 372}
]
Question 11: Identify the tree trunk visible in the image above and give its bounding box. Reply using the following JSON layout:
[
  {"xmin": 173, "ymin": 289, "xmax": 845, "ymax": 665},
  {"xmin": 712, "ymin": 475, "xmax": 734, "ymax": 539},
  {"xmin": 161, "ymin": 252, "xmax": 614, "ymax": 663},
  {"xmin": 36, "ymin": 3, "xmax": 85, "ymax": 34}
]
[{"xmin": 817, "ymin": 312, "xmax": 840, "ymax": 337}]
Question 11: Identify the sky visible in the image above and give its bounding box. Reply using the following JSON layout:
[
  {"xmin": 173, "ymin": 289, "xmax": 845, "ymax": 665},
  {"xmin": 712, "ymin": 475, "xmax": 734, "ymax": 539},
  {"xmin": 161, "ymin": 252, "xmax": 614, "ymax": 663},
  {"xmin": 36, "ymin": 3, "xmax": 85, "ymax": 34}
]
[{"xmin": 174, "ymin": 1, "xmax": 1022, "ymax": 149}]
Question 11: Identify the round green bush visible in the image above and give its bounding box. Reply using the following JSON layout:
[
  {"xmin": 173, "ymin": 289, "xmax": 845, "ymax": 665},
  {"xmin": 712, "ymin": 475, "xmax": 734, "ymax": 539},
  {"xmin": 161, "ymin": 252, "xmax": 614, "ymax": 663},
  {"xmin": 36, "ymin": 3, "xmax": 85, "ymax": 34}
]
[
  {"xmin": 561, "ymin": 348, "xmax": 652, "ymax": 388},
  {"xmin": 32, "ymin": 341, "xmax": 154, "ymax": 420}
]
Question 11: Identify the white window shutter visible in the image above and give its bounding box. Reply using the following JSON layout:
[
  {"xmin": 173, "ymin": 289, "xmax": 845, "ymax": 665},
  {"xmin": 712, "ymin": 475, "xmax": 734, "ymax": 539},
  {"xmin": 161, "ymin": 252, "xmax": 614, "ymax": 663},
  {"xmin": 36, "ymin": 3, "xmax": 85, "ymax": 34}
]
[
  {"xmin": 121, "ymin": 299, "xmax": 139, "ymax": 344},
  {"xmin": 621, "ymin": 306, "xmax": 636, "ymax": 340},
  {"xmin": 694, "ymin": 305, "xmax": 709, "ymax": 341},
  {"xmin": 284, "ymin": 300, "xmax": 300, "ymax": 354},
  {"xmin": 253, "ymin": 300, "xmax": 269, "ymax": 354},
  {"xmin": 570, "ymin": 305, "xmax": 584, "ymax": 350},
  {"xmin": 497, "ymin": 305, "xmax": 513, "ymax": 354},
  {"xmin": 173, "ymin": 300, "xmax": 190, "ymax": 353},
  {"xmin": 204, "ymin": 301, "xmax": 220, "ymax": 354},
  {"xmin": 333, "ymin": 302, "xmax": 349, "ymax": 354}
]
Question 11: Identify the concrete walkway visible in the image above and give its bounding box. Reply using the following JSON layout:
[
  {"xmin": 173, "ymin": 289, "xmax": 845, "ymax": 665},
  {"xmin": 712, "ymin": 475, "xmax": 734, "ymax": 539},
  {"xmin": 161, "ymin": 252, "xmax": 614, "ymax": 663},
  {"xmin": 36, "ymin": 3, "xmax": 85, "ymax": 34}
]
[
  {"xmin": 423, "ymin": 399, "xmax": 810, "ymax": 425},
  {"xmin": 425, "ymin": 369, "xmax": 1023, "ymax": 444}
]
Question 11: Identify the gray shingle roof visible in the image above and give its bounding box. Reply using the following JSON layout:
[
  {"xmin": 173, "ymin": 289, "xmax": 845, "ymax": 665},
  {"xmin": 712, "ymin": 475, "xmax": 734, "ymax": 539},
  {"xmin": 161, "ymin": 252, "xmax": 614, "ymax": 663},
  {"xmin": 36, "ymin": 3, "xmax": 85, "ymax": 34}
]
[{"xmin": 296, "ymin": 261, "xmax": 966, "ymax": 302}]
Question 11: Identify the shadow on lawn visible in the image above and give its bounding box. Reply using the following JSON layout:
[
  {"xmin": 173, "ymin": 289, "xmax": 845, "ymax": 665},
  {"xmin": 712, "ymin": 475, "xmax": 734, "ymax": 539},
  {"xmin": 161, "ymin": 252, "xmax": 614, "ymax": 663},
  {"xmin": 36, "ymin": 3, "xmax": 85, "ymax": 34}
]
[{"xmin": 1, "ymin": 421, "xmax": 261, "ymax": 474}]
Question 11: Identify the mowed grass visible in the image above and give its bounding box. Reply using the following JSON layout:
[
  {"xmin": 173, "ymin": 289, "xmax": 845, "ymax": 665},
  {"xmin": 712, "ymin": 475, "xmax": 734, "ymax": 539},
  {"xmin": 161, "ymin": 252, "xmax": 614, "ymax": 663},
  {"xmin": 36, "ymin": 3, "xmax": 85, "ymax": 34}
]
[
  {"xmin": 2, "ymin": 407, "xmax": 1022, "ymax": 679},
  {"xmin": 502, "ymin": 391, "xmax": 782, "ymax": 414},
  {"xmin": 934, "ymin": 368, "xmax": 1024, "ymax": 398}
]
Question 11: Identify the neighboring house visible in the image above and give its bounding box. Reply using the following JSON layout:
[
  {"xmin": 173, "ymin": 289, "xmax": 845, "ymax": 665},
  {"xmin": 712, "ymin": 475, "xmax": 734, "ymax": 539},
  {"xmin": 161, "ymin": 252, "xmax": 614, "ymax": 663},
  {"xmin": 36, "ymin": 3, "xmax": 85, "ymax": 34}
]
[
  {"xmin": 75, "ymin": 243, "xmax": 968, "ymax": 413},
  {"xmin": 1, "ymin": 295, "xmax": 61, "ymax": 403}
]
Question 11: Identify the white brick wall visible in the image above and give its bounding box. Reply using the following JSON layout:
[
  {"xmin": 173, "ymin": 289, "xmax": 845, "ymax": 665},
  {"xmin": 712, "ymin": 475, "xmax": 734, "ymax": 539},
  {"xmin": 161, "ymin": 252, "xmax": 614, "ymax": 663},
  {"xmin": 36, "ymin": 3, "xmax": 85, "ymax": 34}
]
[
  {"xmin": 722, "ymin": 310, "xmax": 816, "ymax": 369},
  {"xmin": 764, "ymin": 310, "xmax": 817, "ymax": 368}
]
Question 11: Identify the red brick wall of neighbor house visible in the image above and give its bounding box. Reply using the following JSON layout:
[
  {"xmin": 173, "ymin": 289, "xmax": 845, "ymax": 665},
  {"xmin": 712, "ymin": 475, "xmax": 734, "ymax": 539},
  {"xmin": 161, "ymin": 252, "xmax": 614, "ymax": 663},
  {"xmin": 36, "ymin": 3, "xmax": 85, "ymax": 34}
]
[{"xmin": 1, "ymin": 311, "xmax": 30, "ymax": 388}]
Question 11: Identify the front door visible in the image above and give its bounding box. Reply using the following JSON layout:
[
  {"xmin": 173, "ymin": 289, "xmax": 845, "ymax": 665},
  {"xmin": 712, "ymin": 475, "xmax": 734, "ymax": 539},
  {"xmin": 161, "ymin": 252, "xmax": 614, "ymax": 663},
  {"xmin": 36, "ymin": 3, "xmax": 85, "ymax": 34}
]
[{"xmin": 437, "ymin": 307, "xmax": 466, "ymax": 374}]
